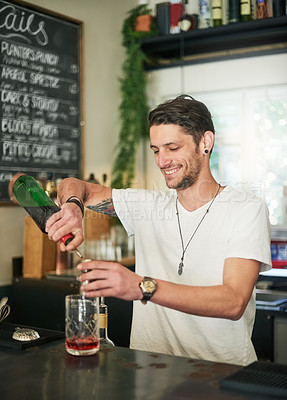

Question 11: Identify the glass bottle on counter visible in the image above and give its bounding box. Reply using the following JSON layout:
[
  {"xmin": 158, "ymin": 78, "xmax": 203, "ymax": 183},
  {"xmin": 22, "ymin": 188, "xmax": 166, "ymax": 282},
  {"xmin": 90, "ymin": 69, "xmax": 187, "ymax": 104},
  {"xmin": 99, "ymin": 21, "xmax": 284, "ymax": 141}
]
[{"xmin": 99, "ymin": 297, "xmax": 115, "ymax": 348}]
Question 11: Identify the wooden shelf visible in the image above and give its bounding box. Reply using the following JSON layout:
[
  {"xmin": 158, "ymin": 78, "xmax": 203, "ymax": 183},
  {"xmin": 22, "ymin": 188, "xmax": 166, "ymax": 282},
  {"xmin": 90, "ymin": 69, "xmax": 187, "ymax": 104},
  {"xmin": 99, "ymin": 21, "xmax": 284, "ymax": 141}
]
[{"xmin": 141, "ymin": 16, "xmax": 287, "ymax": 70}]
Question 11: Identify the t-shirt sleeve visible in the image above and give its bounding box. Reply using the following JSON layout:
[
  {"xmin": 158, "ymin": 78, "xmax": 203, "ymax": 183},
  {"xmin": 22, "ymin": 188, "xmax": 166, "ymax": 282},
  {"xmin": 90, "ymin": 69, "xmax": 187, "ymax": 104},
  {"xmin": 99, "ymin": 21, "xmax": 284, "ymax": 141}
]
[
  {"xmin": 112, "ymin": 188, "xmax": 137, "ymax": 236},
  {"xmin": 225, "ymin": 199, "xmax": 272, "ymax": 272}
]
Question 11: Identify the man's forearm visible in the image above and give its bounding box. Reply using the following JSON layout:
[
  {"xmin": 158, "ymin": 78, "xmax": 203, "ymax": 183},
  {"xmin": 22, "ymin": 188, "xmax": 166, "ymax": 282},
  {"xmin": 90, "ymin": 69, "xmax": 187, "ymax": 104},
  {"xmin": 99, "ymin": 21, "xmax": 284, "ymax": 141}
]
[
  {"xmin": 151, "ymin": 280, "xmax": 246, "ymax": 320},
  {"xmin": 58, "ymin": 177, "xmax": 116, "ymax": 216},
  {"xmin": 57, "ymin": 178, "xmax": 88, "ymax": 205},
  {"xmin": 151, "ymin": 258, "xmax": 259, "ymax": 320},
  {"xmin": 86, "ymin": 198, "xmax": 116, "ymax": 217}
]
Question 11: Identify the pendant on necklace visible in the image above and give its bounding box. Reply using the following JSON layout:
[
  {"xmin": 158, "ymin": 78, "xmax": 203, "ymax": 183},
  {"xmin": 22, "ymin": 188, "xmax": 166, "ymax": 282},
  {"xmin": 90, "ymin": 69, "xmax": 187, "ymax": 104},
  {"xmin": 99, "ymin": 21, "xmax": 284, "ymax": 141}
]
[{"xmin": 178, "ymin": 260, "xmax": 184, "ymax": 275}]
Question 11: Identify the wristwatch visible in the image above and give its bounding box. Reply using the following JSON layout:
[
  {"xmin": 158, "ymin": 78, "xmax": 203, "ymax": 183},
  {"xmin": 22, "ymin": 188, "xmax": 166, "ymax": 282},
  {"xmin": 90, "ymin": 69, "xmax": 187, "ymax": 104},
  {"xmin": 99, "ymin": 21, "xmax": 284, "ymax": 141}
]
[{"xmin": 139, "ymin": 277, "xmax": 157, "ymax": 305}]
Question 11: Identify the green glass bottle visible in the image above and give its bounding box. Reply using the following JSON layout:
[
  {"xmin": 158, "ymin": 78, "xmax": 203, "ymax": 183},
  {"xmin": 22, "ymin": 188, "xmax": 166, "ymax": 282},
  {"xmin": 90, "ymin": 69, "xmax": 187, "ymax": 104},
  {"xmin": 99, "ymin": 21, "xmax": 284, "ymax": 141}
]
[
  {"xmin": 12, "ymin": 174, "xmax": 74, "ymax": 246},
  {"xmin": 212, "ymin": 0, "xmax": 223, "ymax": 26},
  {"xmin": 240, "ymin": 0, "xmax": 253, "ymax": 21},
  {"xmin": 229, "ymin": 0, "xmax": 241, "ymax": 23}
]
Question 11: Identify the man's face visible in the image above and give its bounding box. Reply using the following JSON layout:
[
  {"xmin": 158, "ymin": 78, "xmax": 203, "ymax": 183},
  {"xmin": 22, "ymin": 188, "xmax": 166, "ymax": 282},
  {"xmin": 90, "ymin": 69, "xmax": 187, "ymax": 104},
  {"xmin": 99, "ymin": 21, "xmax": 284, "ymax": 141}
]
[{"xmin": 150, "ymin": 124, "xmax": 202, "ymax": 190}]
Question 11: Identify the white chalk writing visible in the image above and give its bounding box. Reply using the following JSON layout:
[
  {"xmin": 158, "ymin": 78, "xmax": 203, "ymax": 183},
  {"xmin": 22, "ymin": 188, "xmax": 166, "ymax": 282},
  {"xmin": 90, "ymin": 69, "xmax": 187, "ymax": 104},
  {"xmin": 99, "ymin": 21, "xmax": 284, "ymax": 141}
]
[
  {"xmin": 1, "ymin": 41, "xmax": 58, "ymax": 65},
  {"xmin": 0, "ymin": 4, "xmax": 48, "ymax": 46}
]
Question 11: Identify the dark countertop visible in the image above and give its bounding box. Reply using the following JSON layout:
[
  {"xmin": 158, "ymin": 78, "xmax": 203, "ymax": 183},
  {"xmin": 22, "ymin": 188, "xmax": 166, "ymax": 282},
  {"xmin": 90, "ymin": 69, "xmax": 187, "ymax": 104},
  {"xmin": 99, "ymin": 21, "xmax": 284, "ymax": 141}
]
[{"xmin": 0, "ymin": 339, "xmax": 284, "ymax": 400}]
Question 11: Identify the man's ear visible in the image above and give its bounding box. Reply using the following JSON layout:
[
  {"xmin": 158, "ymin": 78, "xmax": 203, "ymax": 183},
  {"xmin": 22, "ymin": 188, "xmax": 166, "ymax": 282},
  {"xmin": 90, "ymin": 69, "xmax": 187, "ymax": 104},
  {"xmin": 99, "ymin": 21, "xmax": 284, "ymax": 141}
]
[{"xmin": 201, "ymin": 131, "xmax": 214, "ymax": 155}]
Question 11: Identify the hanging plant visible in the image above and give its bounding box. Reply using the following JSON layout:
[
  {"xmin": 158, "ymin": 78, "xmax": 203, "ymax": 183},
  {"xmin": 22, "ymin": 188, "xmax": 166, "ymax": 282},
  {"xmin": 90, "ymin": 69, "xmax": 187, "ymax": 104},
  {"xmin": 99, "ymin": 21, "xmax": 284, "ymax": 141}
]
[{"xmin": 111, "ymin": 4, "xmax": 159, "ymax": 189}]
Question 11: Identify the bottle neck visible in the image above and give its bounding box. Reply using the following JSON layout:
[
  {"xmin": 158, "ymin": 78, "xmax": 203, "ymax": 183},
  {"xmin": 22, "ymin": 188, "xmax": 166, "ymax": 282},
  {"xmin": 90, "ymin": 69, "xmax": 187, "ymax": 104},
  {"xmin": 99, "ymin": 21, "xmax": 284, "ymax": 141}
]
[
  {"xmin": 99, "ymin": 304, "xmax": 115, "ymax": 347},
  {"xmin": 99, "ymin": 312, "xmax": 108, "ymax": 328},
  {"xmin": 100, "ymin": 302, "xmax": 108, "ymax": 320}
]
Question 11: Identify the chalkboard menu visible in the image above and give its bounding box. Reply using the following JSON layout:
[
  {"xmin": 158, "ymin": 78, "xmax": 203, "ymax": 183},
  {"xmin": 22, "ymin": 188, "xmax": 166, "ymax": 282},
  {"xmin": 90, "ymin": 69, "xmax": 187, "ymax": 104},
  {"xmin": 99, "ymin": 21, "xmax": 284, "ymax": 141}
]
[{"xmin": 0, "ymin": 0, "xmax": 82, "ymax": 202}]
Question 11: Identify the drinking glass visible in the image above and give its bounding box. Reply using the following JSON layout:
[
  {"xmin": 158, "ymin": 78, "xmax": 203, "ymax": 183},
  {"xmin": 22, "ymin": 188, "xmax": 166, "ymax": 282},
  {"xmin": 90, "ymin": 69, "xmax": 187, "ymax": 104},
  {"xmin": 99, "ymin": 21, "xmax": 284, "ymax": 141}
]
[{"xmin": 65, "ymin": 294, "xmax": 100, "ymax": 356}]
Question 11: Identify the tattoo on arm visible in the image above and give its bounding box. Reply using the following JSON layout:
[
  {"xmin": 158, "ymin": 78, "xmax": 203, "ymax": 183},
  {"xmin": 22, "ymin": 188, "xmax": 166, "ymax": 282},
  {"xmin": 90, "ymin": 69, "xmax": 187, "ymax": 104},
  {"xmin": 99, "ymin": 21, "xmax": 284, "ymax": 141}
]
[{"xmin": 87, "ymin": 198, "xmax": 117, "ymax": 217}]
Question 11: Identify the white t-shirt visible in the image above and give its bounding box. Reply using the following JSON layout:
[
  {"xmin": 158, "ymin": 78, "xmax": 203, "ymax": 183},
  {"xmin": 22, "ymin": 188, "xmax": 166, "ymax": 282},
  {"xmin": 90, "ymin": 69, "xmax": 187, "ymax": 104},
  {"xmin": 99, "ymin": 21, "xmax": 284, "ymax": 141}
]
[{"xmin": 112, "ymin": 186, "xmax": 272, "ymax": 365}]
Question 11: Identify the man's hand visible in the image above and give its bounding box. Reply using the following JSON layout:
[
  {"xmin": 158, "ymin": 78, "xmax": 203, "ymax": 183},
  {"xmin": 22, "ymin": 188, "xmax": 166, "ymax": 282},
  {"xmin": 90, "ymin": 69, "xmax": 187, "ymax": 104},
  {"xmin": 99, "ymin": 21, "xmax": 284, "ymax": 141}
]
[
  {"xmin": 77, "ymin": 260, "xmax": 143, "ymax": 301},
  {"xmin": 46, "ymin": 202, "xmax": 84, "ymax": 251}
]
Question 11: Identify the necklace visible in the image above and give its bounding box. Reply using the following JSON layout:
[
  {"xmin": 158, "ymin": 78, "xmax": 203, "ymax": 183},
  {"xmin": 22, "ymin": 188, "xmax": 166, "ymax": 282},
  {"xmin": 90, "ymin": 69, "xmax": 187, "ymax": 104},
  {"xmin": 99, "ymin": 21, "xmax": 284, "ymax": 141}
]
[{"xmin": 175, "ymin": 184, "xmax": 221, "ymax": 275}]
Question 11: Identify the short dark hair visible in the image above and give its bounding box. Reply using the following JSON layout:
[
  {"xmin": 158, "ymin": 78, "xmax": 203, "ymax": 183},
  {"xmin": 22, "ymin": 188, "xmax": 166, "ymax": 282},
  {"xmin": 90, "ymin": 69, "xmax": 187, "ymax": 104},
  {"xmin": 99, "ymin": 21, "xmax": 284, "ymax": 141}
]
[{"xmin": 148, "ymin": 95, "xmax": 215, "ymax": 147}]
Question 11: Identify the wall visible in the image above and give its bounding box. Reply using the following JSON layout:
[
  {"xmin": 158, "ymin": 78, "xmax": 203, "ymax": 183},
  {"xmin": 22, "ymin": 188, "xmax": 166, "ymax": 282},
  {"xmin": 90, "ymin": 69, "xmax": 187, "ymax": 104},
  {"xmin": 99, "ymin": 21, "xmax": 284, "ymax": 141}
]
[{"xmin": 0, "ymin": 0, "xmax": 136, "ymax": 286}]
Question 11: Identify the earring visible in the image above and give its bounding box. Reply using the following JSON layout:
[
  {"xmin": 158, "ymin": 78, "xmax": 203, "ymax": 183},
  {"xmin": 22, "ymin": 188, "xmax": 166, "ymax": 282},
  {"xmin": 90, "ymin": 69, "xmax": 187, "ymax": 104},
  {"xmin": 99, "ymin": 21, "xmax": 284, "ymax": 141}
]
[{"xmin": 204, "ymin": 149, "xmax": 209, "ymax": 154}]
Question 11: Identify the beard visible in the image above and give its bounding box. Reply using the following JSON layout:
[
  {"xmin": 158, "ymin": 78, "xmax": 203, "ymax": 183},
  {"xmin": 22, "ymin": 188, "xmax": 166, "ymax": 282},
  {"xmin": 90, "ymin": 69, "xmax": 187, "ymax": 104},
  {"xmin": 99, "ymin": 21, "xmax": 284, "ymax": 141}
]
[{"xmin": 165, "ymin": 150, "xmax": 202, "ymax": 191}]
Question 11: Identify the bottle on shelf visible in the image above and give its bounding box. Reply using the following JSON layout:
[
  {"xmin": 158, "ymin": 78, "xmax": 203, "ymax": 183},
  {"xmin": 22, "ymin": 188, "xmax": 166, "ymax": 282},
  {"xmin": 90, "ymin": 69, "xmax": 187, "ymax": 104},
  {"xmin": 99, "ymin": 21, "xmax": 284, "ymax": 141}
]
[
  {"xmin": 45, "ymin": 173, "xmax": 57, "ymax": 200},
  {"xmin": 212, "ymin": 0, "xmax": 223, "ymax": 26},
  {"xmin": 272, "ymin": 0, "xmax": 286, "ymax": 17},
  {"xmin": 256, "ymin": 0, "xmax": 268, "ymax": 19},
  {"xmin": 99, "ymin": 297, "xmax": 115, "ymax": 349},
  {"xmin": 87, "ymin": 173, "xmax": 100, "ymax": 184},
  {"xmin": 229, "ymin": 0, "xmax": 241, "ymax": 23},
  {"xmin": 36, "ymin": 172, "xmax": 47, "ymax": 192},
  {"xmin": 198, "ymin": 0, "xmax": 212, "ymax": 29},
  {"xmin": 102, "ymin": 173, "xmax": 107, "ymax": 185},
  {"xmin": 240, "ymin": 0, "xmax": 253, "ymax": 21}
]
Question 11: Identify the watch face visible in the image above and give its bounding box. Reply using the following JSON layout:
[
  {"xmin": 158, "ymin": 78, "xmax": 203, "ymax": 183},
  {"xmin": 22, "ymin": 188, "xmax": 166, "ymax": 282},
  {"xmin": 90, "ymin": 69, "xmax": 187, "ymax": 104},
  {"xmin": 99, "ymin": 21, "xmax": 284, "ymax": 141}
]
[
  {"xmin": 140, "ymin": 278, "xmax": 157, "ymax": 304},
  {"xmin": 144, "ymin": 281, "xmax": 155, "ymax": 293},
  {"xmin": 144, "ymin": 280, "xmax": 156, "ymax": 293}
]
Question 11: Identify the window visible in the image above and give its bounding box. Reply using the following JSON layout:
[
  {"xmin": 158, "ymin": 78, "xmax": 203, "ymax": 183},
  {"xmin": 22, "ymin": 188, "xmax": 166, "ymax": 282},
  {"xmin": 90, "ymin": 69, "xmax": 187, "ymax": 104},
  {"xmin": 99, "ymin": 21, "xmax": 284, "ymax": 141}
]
[{"xmin": 196, "ymin": 85, "xmax": 287, "ymax": 226}]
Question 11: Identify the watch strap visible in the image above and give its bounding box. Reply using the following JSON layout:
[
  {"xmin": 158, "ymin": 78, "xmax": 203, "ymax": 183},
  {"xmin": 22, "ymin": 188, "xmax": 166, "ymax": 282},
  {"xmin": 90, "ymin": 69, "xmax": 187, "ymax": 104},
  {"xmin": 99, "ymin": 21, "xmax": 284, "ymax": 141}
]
[{"xmin": 141, "ymin": 291, "xmax": 153, "ymax": 305}]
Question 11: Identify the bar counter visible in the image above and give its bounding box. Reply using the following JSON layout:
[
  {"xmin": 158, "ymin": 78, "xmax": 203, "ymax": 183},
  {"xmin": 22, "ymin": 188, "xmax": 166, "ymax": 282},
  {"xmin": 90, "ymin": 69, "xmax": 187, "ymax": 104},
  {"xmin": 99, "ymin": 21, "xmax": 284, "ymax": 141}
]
[{"xmin": 0, "ymin": 339, "xmax": 279, "ymax": 400}]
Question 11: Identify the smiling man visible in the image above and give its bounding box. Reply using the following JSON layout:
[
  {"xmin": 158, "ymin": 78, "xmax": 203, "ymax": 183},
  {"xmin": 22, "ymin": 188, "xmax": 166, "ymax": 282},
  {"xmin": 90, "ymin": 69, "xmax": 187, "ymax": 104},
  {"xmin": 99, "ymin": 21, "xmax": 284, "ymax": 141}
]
[
  {"xmin": 46, "ymin": 95, "xmax": 271, "ymax": 365},
  {"xmin": 150, "ymin": 124, "xmax": 203, "ymax": 190}
]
